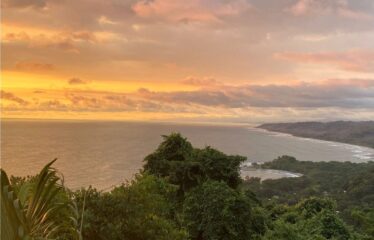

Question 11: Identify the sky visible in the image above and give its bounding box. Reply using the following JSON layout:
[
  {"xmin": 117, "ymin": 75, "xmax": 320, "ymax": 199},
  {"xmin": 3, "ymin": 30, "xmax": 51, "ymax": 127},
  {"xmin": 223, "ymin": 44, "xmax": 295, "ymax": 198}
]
[{"xmin": 1, "ymin": 0, "xmax": 374, "ymax": 123}]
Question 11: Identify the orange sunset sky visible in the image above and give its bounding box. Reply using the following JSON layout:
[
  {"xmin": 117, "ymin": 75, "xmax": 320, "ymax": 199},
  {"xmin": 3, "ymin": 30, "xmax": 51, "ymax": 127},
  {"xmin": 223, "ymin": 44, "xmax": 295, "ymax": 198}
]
[{"xmin": 1, "ymin": 0, "xmax": 374, "ymax": 122}]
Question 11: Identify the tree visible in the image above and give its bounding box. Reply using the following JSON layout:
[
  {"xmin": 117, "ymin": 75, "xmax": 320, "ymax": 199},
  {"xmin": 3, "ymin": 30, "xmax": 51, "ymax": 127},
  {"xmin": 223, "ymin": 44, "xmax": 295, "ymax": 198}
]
[
  {"xmin": 183, "ymin": 181, "xmax": 260, "ymax": 240},
  {"xmin": 262, "ymin": 220, "xmax": 303, "ymax": 240},
  {"xmin": 296, "ymin": 197, "xmax": 336, "ymax": 218},
  {"xmin": 306, "ymin": 210, "xmax": 351, "ymax": 240},
  {"xmin": 144, "ymin": 133, "xmax": 193, "ymax": 177},
  {"xmin": 264, "ymin": 197, "xmax": 353, "ymax": 240},
  {"xmin": 144, "ymin": 133, "xmax": 246, "ymax": 194},
  {"xmin": 75, "ymin": 174, "xmax": 187, "ymax": 240},
  {"xmin": 350, "ymin": 208, "xmax": 374, "ymax": 237},
  {"xmin": 193, "ymin": 147, "xmax": 245, "ymax": 189}
]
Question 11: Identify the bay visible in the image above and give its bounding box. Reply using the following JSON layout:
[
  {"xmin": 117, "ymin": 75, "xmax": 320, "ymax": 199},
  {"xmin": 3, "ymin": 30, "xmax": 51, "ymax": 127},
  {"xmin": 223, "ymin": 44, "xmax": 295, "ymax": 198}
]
[{"xmin": 2, "ymin": 119, "xmax": 373, "ymax": 189}]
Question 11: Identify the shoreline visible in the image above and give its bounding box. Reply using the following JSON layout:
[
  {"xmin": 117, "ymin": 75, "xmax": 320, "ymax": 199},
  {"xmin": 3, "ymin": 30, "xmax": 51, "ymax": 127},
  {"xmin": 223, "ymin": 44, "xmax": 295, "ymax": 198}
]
[
  {"xmin": 256, "ymin": 122, "xmax": 374, "ymax": 150},
  {"xmin": 240, "ymin": 167, "xmax": 302, "ymax": 181},
  {"xmin": 254, "ymin": 127, "xmax": 374, "ymax": 159},
  {"xmin": 249, "ymin": 126, "xmax": 374, "ymax": 163}
]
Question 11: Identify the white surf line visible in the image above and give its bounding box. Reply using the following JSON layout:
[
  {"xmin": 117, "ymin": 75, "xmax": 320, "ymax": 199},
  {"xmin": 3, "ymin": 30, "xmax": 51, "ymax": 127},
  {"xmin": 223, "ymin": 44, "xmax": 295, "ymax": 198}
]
[{"xmin": 249, "ymin": 127, "xmax": 374, "ymax": 162}]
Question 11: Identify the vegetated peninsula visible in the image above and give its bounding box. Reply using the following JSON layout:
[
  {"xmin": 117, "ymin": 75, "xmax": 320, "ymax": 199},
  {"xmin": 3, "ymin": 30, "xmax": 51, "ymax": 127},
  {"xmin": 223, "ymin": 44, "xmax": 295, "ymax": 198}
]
[{"xmin": 258, "ymin": 121, "xmax": 374, "ymax": 148}]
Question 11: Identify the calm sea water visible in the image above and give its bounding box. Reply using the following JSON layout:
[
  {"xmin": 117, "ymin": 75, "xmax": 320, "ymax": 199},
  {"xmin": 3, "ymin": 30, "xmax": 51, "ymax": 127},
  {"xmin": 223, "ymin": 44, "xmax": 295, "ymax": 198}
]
[{"xmin": 1, "ymin": 119, "xmax": 374, "ymax": 189}]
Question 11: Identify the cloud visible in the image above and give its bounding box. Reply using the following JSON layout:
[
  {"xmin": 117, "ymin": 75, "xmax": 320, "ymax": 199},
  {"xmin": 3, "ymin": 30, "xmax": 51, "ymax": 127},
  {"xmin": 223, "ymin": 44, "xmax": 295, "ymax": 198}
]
[
  {"xmin": 38, "ymin": 100, "xmax": 68, "ymax": 111},
  {"xmin": 1, "ymin": 0, "xmax": 48, "ymax": 9},
  {"xmin": 2, "ymin": 30, "xmax": 107, "ymax": 55},
  {"xmin": 3, "ymin": 32, "xmax": 31, "ymax": 42},
  {"xmin": 135, "ymin": 79, "xmax": 374, "ymax": 109},
  {"xmin": 3, "ymin": 31, "xmax": 79, "ymax": 53},
  {"xmin": 8, "ymin": 78, "xmax": 369, "ymax": 112},
  {"xmin": 287, "ymin": 0, "xmax": 373, "ymax": 20},
  {"xmin": 137, "ymin": 87, "xmax": 236, "ymax": 107},
  {"xmin": 132, "ymin": 0, "xmax": 252, "ymax": 23},
  {"xmin": 71, "ymin": 31, "xmax": 98, "ymax": 43},
  {"xmin": 66, "ymin": 94, "xmax": 102, "ymax": 109},
  {"xmin": 2, "ymin": 0, "xmax": 374, "ymax": 86},
  {"xmin": 275, "ymin": 50, "xmax": 374, "ymax": 72},
  {"xmin": 180, "ymin": 76, "xmax": 223, "ymax": 88},
  {"xmin": 2, "ymin": 79, "xmax": 374, "ymax": 122},
  {"xmin": 68, "ymin": 78, "xmax": 89, "ymax": 85},
  {"xmin": 33, "ymin": 90, "xmax": 45, "ymax": 94},
  {"xmin": 59, "ymin": 92, "xmax": 188, "ymax": 113},
  {"xmin": 1, "ymin": 90, "xmax": 29, "ymax": 105},
  {"xmin": 98, "ymin": 16, "xmax": 118, "ymax": 25},
  {"xmin": 2, "ymin": 0, "xmax": 374, "ymax": 122},
  {"xmin": 15, "ymin": 60, "xmax": 55, "ymax": 72}
]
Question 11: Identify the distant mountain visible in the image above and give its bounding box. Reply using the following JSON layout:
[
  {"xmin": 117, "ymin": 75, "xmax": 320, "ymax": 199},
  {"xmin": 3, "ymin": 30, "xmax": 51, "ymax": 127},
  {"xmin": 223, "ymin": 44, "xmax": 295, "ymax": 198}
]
[{"xmin": 258, "ymin": 121, "xmax": 374, "ymax": 148}]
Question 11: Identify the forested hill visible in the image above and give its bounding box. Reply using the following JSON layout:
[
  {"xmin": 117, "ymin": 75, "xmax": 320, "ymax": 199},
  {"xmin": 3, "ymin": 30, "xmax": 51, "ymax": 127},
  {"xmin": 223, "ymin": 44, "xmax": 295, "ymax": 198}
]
[{"xmin": 258, "ymin": 121, "xmax": 374, "ymax": 148}]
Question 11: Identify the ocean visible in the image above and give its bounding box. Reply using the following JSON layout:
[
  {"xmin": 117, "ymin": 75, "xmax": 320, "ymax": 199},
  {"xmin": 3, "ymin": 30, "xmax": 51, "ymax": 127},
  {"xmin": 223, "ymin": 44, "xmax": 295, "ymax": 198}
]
[{"xmin": 2, "ymin": 119, "xmax": 374, "ymax": 190}]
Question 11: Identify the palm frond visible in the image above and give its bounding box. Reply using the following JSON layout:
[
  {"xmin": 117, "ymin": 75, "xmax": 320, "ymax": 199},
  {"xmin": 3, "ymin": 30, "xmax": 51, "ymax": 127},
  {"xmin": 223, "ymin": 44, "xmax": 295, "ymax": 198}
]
[
  {"xmin": 1, "ymin": 169, "xmax": 30, "ymax": 239},
  {"xmin": 2, "ymin": 159, "xmax": 82, "ymax": 239}
]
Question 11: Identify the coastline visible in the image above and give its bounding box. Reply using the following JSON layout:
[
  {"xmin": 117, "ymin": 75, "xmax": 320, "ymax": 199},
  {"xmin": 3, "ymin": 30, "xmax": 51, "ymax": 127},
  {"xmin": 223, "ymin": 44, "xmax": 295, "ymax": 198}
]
[
  {"xmin": 255, "ymin": 123, "xmax": 374, "ymax": 149},
  {"xmin": 251, "ymin": 126, "xmax": 374, "ymax": 150},
  {"xmin": 254, "ymin": 127, "xmax": 374, "ymax": 161}
]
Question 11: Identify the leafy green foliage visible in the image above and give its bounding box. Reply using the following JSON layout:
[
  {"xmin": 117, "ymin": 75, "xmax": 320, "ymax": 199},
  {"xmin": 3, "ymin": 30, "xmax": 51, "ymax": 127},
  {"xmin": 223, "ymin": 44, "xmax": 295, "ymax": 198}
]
[
  {"xmin": 1, "ymin": 169, "xmax": 29, "ymax": 240},
  {"xmin": 350, "ymin": 208, "xmax": 374, "ymax": 237},
  {"xmin": 264, "ymin": 198, "xmax": 353, "ymax": 240},
  {"xmin": 144, "ymin": 133, "xmax": 245, "ymax": 194},
  {"xmin": 245, "ymin": 156, "xmax": 374, "ymax": 238},
  {"xmin": 193, "ymin": 147, "xmax": 245, "ymax": 188},
  {"xmin": 74, "ymin": 174, "xmax": 187, "ymax": 240},
  {"xmin": 183, "ymin": 181, "xmax": 260, "ymax": 240},
  {"xmin": 1, "ymin": 159, "xmax": 81, "ymax": 240},
  {"xmin": 144, "ymin": 133, "xmax": 193, "ymax": 177},
  {"xmin": 296, "ymin": 197, "xmax": 336, "ymax": 218}
]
